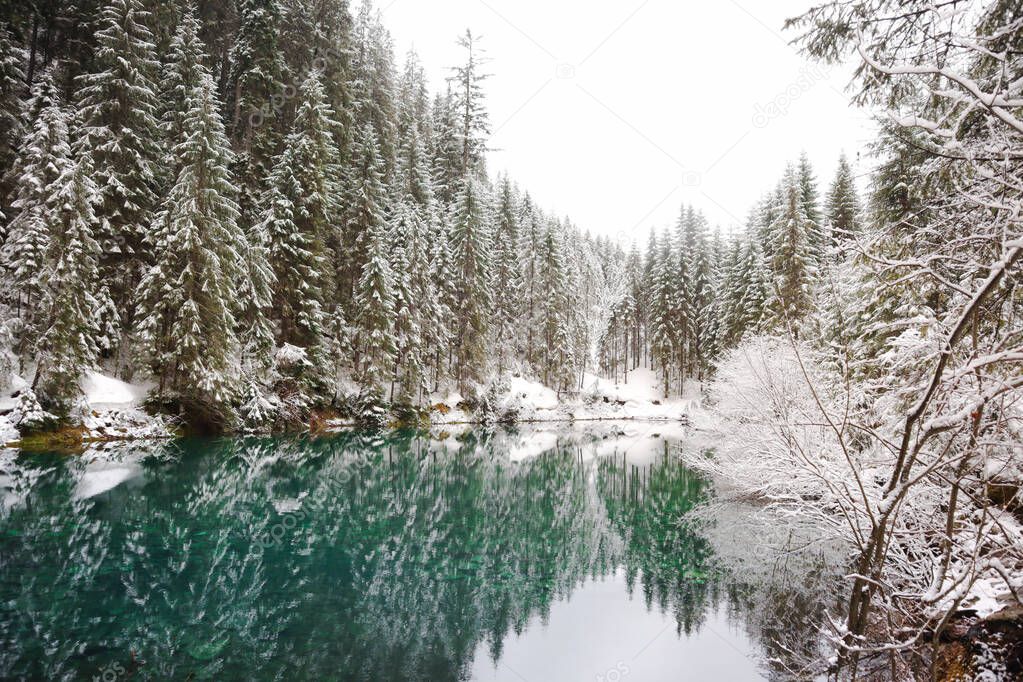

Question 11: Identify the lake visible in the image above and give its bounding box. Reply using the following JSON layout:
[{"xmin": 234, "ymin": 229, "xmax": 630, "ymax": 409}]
[{"xmin": 0, "ymin": 426, "xmax": 839, "ymax": 681}]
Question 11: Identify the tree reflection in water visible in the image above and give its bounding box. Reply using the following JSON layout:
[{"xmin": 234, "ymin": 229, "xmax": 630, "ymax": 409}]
[{"xmin": 0, "ymin": 429, "xmax": 840, "ymax": 680}]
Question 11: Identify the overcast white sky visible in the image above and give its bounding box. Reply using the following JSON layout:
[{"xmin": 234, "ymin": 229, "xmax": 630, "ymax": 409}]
[{"xmin": 381, "ymin": 0, "xmax": 876, "ymax": 242}]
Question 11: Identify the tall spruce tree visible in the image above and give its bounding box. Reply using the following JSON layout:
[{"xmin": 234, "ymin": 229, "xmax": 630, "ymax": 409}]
[
  {"xmin": 135, "ymin": 69, "xmax": 243, "ymax": 417},
  {"xmin": 648, "ymin": 231, "xmax": 675, "ymax": 397},
  {"xmin": 491, "ymin": 175, "xmax": 523, "ymax": 373},
  {"xmin": 261, "ymin": 70, "xmax": 338, "ymax": 361},
  {"xmin": 3, "ymin": 69, "xmax": 71, "ymax": 349},
  {"xmin": 227, "ymin": 0, "xmax": 287, "ymax": 233},
  {"xmin": 770, "ymin": 169, "xmax": 816, "ymax": 325},
  {"xmin": 448, "ymin": 29, "xmax": 490, "ymax": 178},
  {"xmin": 354, "ymin": 217, "xmax": 397, "ymax": 393},
  {"xmin": 0, "ymin": 26, "xmax": 26, "ymax": 219},
  {"xmin": 450, "ymin": 175, "xmax": 492, "ymax": 389},
  {"xmin": 825, "ymin": 152, "xmax": 861, "ymax": 250},
  {"xmin": 74, "ymin": 0, "xmax": 162, "ymax": 318},
  {"xmin": 537, "ymin": 225, "xmax": 574, "ymax": 394},
  {"xmin": 341, "ymin": 121, "xmax": 389, "ymax": 303},
  {"xmin": 34, "ymin": 148, "xmax": 102, "ymax": 412}
]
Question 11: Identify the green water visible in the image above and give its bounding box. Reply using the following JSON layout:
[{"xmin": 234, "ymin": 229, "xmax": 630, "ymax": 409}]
[{"xmin": 0, "ymin": 428, "xmax": 833, "ymax": 681}]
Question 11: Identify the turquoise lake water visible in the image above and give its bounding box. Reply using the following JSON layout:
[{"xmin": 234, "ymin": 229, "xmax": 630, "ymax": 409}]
[{"xmin": 0, "ymin": 428, "xmax": 835, "ymax": 681}]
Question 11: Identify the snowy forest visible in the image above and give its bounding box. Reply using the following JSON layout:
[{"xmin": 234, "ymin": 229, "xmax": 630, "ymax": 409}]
[
  {"xmin": 0, "ymin": 0, "xmax": 1022, "ymax": 677},
  {"xmin": 0, "ymin": 0, "xmax": 866, "ymax": 430}
]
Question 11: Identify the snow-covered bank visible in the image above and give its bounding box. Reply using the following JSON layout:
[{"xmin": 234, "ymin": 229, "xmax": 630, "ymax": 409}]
[
  {"xmin": 3, "ymin": 365, "xmax": 698, "ymax": 450},
  {"xmin": 424, "ymin": 367, "xmax": 704, "ymax": 426},
  {"xmin": 2, "ymin": 370, "xmax": 174, "ymax": 448}
]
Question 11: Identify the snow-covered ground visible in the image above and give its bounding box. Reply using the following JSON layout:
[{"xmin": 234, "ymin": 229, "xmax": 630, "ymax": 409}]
[
  {"xmin": 427, "ymin": 367, "xmax": 703, "ymax": 426},
  {"xmin": 1, "ymin": 369, "xmax": 172, "ymax": 445},
  {"xmin": 78, "ymin": 372, "xmax": 173, "ymax": 442}
]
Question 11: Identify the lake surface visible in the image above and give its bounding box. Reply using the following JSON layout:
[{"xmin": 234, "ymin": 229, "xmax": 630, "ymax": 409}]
[{"xmin": 0, "ymin": 426, "xmax": 837, "ymax": 681}]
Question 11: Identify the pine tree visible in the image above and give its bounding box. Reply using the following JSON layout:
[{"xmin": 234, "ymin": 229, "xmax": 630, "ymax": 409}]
[
  {"xmin": 769, "ymin": 169, "xmax": 816, "ymax": 325},
  {"xmin": 386, "ymin": 201, "xmax": 418, "ymax": 401},
  {"xmin": 74, "ymin": 0, "xmax": 162, "ymax": 305},
  {"xmin": 94, "ymin": 284, "xmax": 121, "ymax": 355},
  {"xmin": 447, "ymin": 29, "xmax": 490, "ymax": 178},
  {"xmin": 450, "ymin": 175, "xmax": 492, "ymax": 389},
  {"xmin": 354, "ymin": 218, "xmax": 396, "ymax": 393},
  {"xmin": 430, "ymin": 89, "xmax": 462, "ymax": 206},
  {"xmin": 227, "ymin": 0, "xmax": 287, "ymax": 233},
  {"xmin": 426, "ymin": 211, "xmax": 454, "ymax": 389},
  {"xmin": 718, "ymin": 237, "xmax": 745, "ymax": 347},
  {"xmin": 797, "ymin": 152, "xmax": 826, "ymax": 263},
  {"xmin": 536, "ymin": 224, "xmax": 573, "ymax": 393},
  {"xmin": 687, "ymin": 219, "xmax": 716, "ymax": 379},
  {"xmin": 518, "ymin": 193, "xmax": 544, "ymax": 368},
  {"xmin": 739, "ymin": 240, "xmax": 771, "ymax": 336},
  {"xmin": 351, "ymin": 2, "xmax": 398, "ymax": 180},
  {"xmin": 0, "ymin": 27, "xmax": 26, "ymax": 219},
  {"xmin": 34, "ymin": 150, "xmax": 102, "ymax": 412},
  {"xmin": 3, "ymin": 69, "xmax": 71, "ymax": 346},
  {"xmin": 157, "ymin": 7, "xmax": 204, "ymax": 158},
  {"xmin": 237, "ymin": 217, "xmax": 276, "ymax": 373},
  {"xmin": 261, "ymin": 70, "xmax": 339, "ymax": 359},
  {"xmin": 825, "ymin": 152, "xmax": 861, "ymax": 250},
  {"xmin": 721, "ymin": 234, "xmax": 770, "ymax": 346},
  {"xmin": 648, "ymin": 231, "xmax": 675, "ymax": 397},
  {"xmin": 491, "ymin": 175, "xmax": 523, "ymax": 374},
  {"xmin": 341, "ymin": 121, "xmax": 389, "ymax": 302},
  {"xmin": 135, "ymin": 70, "xmax": 243, "ymax": 417}
]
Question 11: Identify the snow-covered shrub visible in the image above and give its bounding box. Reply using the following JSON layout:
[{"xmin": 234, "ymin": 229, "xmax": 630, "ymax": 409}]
[
  {"xmin": 274, "ymin": 344, "xmax": 312, "ymax": 378},
  {"xmin": 702, "ymin": 336, "xmax": 871, "ymax": 519},
  {"xmin": 9, "ymin": 389, "xmax": 59, "ymax": 434},
  {"xmin": 239, "ymin": 380, "xmax": 279, "ymax": 431}
]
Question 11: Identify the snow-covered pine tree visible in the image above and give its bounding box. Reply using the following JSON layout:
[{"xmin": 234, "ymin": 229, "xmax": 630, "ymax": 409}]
[
  {"xmin": 386, "ymin": 201, "xmax": 420, "ymax": 403},
  {"xmin": 3, "ymin": 69, "xmax": 71, "ymax": 351},
  {"xmin": 280, "ymin": 0, "xmax": 355, "ymax": 151},
  {"xmin": 689, "ymin": 229, "xmax": 718, "ymax": 380},
  {"xmin": 718, "ymin": 236, "xmax": 745, "ymax": 348},
  {"xmin": 34, "ymin": 149, "xmax": 101, "ymax": 413},
  {"xmin": 722, "ymin": 235, "xmax": 770, "ymax": 346},
  {"xmin": 426, "ymin": 211, "xmax": 455, "ymax": 389},
  {"xmin": 0, "ymin": 26, "xmax": 26, "ymax": 220},
  {"xmin": 237, "ymin": 216, "xmax": 276, "ymax": 374},
  {"xmin": 769, "ymin": 168, "xmax": 816, "ymax": 326},
  {"xmin": 227, "ymin": 0, "xmax": 287, "ymax": 234},
  {"xmin": 351, "ymin": 1, "xmax": 398, "ymax": 181},
  {"xmin": 648, "ymin": 231, "xmax": 676, "ymax": 397},
  {"xmin": 341, "ymin": 121, "xmax": 389, "ymax": 304},
  {"xmin": 73, "ymin": 0, "xmax": 162, "ymax": 326},
  {"xmin": 491, "ymin": 175, "xmax": 523, "ymax": 374},
  {"xmin": 796, "ymin": 152, "xmax": 826, "ymax": 262},
  {"xmin": 135, "ymin": 69, "xmax": 243, "ymax": 420},
  {"xmin": 517, "ymin": 193, "xmax": 544, "ymax": 368},
  {"xmin": 354, "ymin": 216, "xmax": 397, "ymax": 394},
  {"xmin": 672, "ymin": 207, "xmax": 696, "ymax": 387},
  {"xmin": 738, "ymin": 239, "xmax": 771, "ymax": 337},
  {"xmin": 156, "ymin": 6, "xmax": 204, "ymax": 162},
  {"xmin": 825, "ymin": 151, "xmax": 861, "ymax": 251},
  {"xmin": 261, "ymin": 69, "xmax": 340, "ymax": 372},
  {"xmin": 447, "ymin": 29, "xmax": 491, "ymax": 179},
  {"xmin": 449, "ymin": 175, "xmax": 493, "ymax": 390},
  {"xmin": 94, "ymin": 284, "xmax": 121, "ymax": 356},
  {"xmin": 536, "ymin": 224, "xmax": 573, "ymax": 393},
  {"xmin": 430, "ymin": 88, "xmax": 462, "ymax": 206},
  {"xmin": 396, "ymin": 50, "xmax": 435, "ymax": 207}
]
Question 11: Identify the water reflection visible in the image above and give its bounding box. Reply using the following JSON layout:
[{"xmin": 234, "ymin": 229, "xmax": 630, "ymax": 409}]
[{"xmin": 0, "ymin": 428, "xmax": 838, "ymax": 680}]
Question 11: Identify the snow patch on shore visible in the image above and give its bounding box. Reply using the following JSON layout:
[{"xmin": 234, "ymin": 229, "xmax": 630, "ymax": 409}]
[
  {"xmin": 82, "ymin": 371, "xmax": 151, "ymax": 409},
  {"xmin": 428, "ymin": 367, "xmax": 700, "ymax": 426}
]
